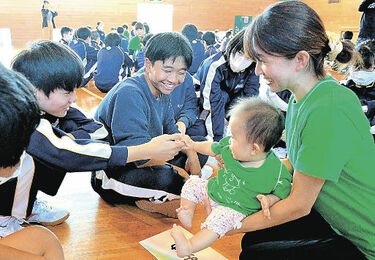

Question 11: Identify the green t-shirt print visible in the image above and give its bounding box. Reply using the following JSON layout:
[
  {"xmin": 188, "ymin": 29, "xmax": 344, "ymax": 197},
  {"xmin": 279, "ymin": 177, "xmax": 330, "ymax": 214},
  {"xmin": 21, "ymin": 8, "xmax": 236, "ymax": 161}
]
[
  {"xmin": 207, "ymin": 136, "xmax": 292, "ymax": 215},
  {"xmin": 286, "ymin": 76, "xmax": 375, "ymax": 258}
]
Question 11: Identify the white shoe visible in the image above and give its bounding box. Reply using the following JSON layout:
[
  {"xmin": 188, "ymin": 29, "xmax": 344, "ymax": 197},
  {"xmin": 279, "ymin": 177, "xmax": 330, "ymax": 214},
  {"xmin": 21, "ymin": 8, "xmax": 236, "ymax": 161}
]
[
  {"xmin": 201, "ymin": 165, "xmax": 214, "ymax": 180},
  {"xmin": 0, "ymin": 216, "xmax": 24, "ymax": 238},
  {"xmin": 272, "ymin": 147, "xmax": 287, "ymax": 159},
  {"xmin": 27, "ymin": 199, "xmax": 69, "ymax": 226}
]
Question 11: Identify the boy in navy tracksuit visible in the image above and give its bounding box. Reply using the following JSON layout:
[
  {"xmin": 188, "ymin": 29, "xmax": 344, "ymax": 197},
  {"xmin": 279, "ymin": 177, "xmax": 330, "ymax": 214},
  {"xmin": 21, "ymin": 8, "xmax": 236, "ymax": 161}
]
[
  {"xmin": 182, "ymin": 24, "xmax": 205, "ymax": 75},
  {"xmin": 193, "ymin": 29, "xmax": 260, "ymax": 141},
  {"xmin": 95, "ymin": 21, "xmax": 106, "ymax": 45},
  {"xmin": 69, "ymin": 27, "xmax": 98, "ymax": 87},
  {"xmin": 202, "ymin": 31, "xmax": 218, "ymax": 59},
  {"xmin": 134, "ymin": 33, "xmax": 153, "ymax": 72},
  {"xmin": 93, "ymin": 32, "xmax": 208, "ymax": 217},
  {"xmin": 94, "ymin": 33, "xmax": 133, "ymax": 93},
  {"xmin": 59, "ymin": 26, "xmax": 73, "ymax": 45},
  {"xmin": 117, "ymin": 26, "xmax": 129, "ymax": 53},
  {"xmin": 91, "ymin": 30, "xmax": 102, "ymax": 50},
  {"xmin": 1, "ymin": 40, "xmax": 184, "ymax": 236},
  {"xmin": 0, "ymin": 63, "xmax": 65, "ymax": 258}
]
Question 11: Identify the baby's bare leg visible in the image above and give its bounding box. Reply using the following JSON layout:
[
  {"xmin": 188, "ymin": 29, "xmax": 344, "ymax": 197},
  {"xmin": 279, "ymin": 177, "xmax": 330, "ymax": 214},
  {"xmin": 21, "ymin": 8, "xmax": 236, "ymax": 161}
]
[
  {"xmin": 170, "ymin": 224, "xmax": 219, "ymax": 258},
  {"xmin": 177, "ymin": 198, "xmax": 197, "ymax": 228}
]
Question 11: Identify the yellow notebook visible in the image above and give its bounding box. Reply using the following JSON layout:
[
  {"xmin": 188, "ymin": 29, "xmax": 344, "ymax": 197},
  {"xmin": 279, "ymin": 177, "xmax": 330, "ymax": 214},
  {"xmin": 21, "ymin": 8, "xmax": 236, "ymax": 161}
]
[{"xmin": 139, "ymin": 227, "xmax": 228, "ymax": 260}]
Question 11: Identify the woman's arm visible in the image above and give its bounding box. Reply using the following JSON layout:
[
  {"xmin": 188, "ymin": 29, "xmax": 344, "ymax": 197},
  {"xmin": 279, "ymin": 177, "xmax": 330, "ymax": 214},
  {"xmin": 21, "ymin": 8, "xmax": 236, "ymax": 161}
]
[{"xmin": 227, "ymin": 171, "xmax": 325, "ymax": 235}]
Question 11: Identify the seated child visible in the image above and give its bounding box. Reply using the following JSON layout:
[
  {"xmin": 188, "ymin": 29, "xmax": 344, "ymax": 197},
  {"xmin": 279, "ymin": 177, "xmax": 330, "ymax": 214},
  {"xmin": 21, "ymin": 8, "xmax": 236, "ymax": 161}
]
[
  {"xmin": 170, "ymin": 97, "xmax": 292, "ymax": 257},
  {"xmin": 340, "ymin": 41, "xmax": 375, "ymax": 140}
]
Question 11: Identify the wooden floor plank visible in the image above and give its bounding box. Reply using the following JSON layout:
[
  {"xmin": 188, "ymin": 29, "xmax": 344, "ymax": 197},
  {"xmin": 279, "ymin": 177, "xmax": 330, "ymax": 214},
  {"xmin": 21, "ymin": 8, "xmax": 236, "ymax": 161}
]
[
  {"xmin": 45, "ymin": 173, "xmax": 243, "ymax": 259},
  {"xmin": 45, "ymin": 85, "xmax": 243, "ymax": 259}
]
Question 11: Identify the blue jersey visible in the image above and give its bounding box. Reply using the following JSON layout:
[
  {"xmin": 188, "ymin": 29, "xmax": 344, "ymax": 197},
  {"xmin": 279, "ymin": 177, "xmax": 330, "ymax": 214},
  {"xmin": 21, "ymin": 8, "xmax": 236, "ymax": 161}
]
[
  {"xmin": 94, "ymin": 46, "xmax": 125, "ymax": 93},
  {"xmin": 95, "ymin": 74, "xmax": 179, "ymax": 147},
  {"xmin": 69, "ymin": 39, "xmax": 98, "ymax": 74},
  {"xmin": 194, "ymin": 51, "xmax": 259, "ymax": 141},
  {"xmin": 119, "ymin": 35, "xmax": 129, "ymax": 53},
  {"xmin": 188, "ymin": 39, "xmax": 205, "ymax": 75},
  {"xmin": 204, "ymin": 45, "xmax": 218, "ymax": 60}
]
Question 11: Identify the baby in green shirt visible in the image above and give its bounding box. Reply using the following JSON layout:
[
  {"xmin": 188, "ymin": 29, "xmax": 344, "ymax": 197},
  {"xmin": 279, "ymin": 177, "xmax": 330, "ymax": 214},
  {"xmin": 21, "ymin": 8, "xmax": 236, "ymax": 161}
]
[{"xmin": 170, "ymin": 97, "xmax": 292, "ymax": 257}]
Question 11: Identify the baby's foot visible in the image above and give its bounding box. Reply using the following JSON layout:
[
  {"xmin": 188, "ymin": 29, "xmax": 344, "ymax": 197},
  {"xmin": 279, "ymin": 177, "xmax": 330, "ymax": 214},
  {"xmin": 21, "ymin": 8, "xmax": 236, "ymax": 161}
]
[
  {"xmin": 170, "ymin": 224, "xmax": 192, "ymax": 258},
  {"xmin": 176, "ymin": 206, "xmax": 193, "ymax": 228}
]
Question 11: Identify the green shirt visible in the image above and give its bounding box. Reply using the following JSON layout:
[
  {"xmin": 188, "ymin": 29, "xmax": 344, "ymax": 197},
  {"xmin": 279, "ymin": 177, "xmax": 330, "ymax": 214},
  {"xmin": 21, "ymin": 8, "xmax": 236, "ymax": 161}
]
[
  {"xmin": 286, "ymin": 76, "xmax": 375, "ymax": 258},
  {"xmin": 207, "ymin": 136, "xmax": 292, "ymax": 215},
  {"xmin": 128, "ymin": 36, "xmax": 141, "ymax": 52},
  {"xmin": 123, "ymin": 31, "xmax": 130, "ymax": 40}
]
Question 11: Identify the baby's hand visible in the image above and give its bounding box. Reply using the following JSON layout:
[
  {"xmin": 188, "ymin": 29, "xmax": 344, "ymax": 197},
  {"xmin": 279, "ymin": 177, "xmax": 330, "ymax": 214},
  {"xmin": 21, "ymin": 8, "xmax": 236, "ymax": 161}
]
[
  {"xmin": 181, "ymin": 135, "xmax": 194, "ymax": 150},
  {"xmin": 257, "ymin": 194, "xmax": 271, "ymax": 219}
]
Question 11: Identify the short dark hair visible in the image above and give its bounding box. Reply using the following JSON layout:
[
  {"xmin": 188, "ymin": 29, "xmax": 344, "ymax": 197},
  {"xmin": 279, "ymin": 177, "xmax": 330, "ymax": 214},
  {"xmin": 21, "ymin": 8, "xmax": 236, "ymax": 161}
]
[
  {"xmin": 91, "ymin": 30, "xmax": 99, "ymax": 41},
  {"xmin": 0, "ymin": 64, "xmax": 40, "ymax": 167},
  {"xmin": 224, "ymin": 28, "xmax": 246, "ymax": 59},
  {"xmin": 131, "ymin": 21, "xmax": 137, "ymax": 26},
  {"xmin": 202, "ymin": 31, "xmax": 216, "ymax": 46},
  {"xmin": 181, "ymin": 24, "xmax": 198, "ymax": 41},
  {"xmin": 76, "ymin": 27, "xmax": 91, "ymax": 40},
  {"xmin": 225, "ymin": 29, "xmax": 232, "ymax": 38},
  {"xmin": 228, "ymin": 97, "xmax": 284, "ymax": 152},
  {"xmin": 122, "ymin": 24, "xmax": 128, "ymax": 30},
  {"xmin": 104, "ymin": 32, "xmax": 121, "ymax": 47},
  {"xmin": 145, "ymin": 32, "xmax": 193, "ymax": 67},
  {"xmin": 116, "ymin": 26, "xmax": 124, "ymax": 34},
  {"xmin": 244, "ymin": 1, "xmax": 329, "ymax": 79},
  {"xmin": 197, "ymin": 31, "xmax": 203, "ymax": 40},
  {"xmin": 135, "ymin": 22, "xmax": 144, "ymax": 30},
  {"xmin": 11, "ymin": 40, "xmax": 84, "ymax": 96},
  {"xmin": 60, "ymin": 26, "xmax": 72, "ymax": 37},
  {"xmin": 142, "ymin": 33, "xmax": 154, "ymax": 46},
  {"xmin": 343, "ymin": 31, "xmax": 353, "ymax": 40}
]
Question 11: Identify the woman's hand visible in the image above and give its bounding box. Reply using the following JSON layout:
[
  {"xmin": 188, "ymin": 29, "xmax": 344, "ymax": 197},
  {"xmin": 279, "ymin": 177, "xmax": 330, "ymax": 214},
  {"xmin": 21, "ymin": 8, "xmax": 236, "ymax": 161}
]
[{"xmin": 215, "ymin": 154, "xmax": 225, "ymax": 168}]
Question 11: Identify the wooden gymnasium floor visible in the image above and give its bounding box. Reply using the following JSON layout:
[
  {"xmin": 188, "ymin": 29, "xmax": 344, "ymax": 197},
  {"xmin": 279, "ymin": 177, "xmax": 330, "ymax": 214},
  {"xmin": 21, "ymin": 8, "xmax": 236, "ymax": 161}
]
[{"xmin": 44, "ymin": 81, "xmax": 244, "ymax": 260}]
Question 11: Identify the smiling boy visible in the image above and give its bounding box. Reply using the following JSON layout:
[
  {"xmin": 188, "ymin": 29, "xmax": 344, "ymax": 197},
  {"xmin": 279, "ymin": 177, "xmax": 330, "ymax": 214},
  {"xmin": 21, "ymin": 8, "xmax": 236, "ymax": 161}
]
[{"xmin": 93, "ymin": 32, "xmax": 208, "ymax": 217}]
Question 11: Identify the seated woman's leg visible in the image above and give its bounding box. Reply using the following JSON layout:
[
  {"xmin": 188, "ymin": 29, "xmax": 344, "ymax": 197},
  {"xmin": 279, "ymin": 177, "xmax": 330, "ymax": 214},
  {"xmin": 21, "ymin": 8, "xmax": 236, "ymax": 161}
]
[{"xmin": 240, "ymin": 209, "xmax": 365, "ymax": 260}]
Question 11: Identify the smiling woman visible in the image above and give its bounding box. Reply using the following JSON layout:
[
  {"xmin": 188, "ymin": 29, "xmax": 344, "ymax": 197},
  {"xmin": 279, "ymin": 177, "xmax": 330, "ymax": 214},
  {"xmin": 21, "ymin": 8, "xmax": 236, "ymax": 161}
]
[{"xmin": 236, "ymin": 1, "xmax": 375, "ymax": 259}]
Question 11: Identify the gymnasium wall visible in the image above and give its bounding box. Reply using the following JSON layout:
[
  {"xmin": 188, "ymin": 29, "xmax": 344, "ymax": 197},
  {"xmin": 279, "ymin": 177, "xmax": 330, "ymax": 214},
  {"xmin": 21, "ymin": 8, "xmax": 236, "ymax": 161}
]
[
  {"xmin": 0, "ymin": 0, "xmax": 276, "ymax": 48},
  {"xmin": 0, "ymin": 0, "xmax": 364, "ymax": 49},
  {"xmin": 302, "ymin": 0, "xmax": 363, "ymax": 41}
]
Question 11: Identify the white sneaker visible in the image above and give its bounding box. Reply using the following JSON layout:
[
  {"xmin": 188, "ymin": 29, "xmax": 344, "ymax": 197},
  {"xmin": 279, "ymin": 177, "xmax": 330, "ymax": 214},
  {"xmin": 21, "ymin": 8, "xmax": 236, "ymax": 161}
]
[
  {"xmin": 0, "ymin": 216, "xmax": 24, "ymax": 238},
  {"xmin": 201, "ymin": 165, "xmax": 214, "ymax": 180},
  {"xmin": 27, "ymin": 199, "xmax": 70, "ymax": 226},
  {"xmin": 272, "ymin": 147, "xmax": 287, "ymax": 159}
]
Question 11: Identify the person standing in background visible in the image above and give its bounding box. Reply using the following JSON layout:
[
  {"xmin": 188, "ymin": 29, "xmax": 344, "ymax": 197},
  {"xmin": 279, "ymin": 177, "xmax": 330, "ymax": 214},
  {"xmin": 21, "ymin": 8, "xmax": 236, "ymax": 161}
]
[
  {"xmin": 41, "ymin": 0, "xmax": 57, "ymax": 40},
  {"xmin": 357, "ymin": 0, "xmax": 375, "ymax": 46}
]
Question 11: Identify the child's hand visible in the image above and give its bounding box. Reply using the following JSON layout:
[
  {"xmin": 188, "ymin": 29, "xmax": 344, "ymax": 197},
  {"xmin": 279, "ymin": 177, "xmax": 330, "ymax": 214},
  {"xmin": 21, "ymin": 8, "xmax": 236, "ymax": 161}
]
[
  {"xmin": 181, "ymin": 135, "xmax": 194, "ymax": 150},
  {"xmin": 257, "ymin": 194, "xmax": 271, "ymax": 219}
]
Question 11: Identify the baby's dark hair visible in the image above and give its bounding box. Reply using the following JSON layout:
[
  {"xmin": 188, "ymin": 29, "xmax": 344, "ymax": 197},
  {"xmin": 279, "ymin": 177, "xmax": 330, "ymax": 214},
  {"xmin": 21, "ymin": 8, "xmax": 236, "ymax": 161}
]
[{"xmin": 228, "ymin": 97, "xmax": 284, "ymax": 152}]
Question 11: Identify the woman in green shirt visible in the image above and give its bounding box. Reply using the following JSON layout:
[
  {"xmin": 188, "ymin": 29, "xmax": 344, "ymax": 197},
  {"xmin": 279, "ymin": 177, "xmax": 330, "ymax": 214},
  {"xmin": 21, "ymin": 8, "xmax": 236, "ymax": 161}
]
[{"xmin": 230, "ymin": 1, "xmax": 375, "ymax": 259}]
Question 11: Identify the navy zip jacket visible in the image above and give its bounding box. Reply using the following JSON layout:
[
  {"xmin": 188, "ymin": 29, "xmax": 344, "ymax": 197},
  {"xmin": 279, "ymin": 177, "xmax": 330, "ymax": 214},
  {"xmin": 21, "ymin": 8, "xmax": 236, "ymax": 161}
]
[
  {"xmin": 26, "ymin": 116, "xmax": 127, "ymax": 172},
  {"xmin": 188, "ymin": 40, "xmax": 205, "ymax": 75},
  {"xmin": 69, "ymin": 39, "xmax": 98, "ymax": 74},
  {"xmin": 94, "ymin": 46, "xmax": 133, "ymax": 93},
  {"xmin": 42, "ymin": 106, "xmax": 108, "ymax": 140},
  {"xmin": 120, "ymin": 35, "xmax": 129, "ymax": 53},
  {"xmin": 194, "ymin": 51, "xmax": 259, "ymax": 141}
]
